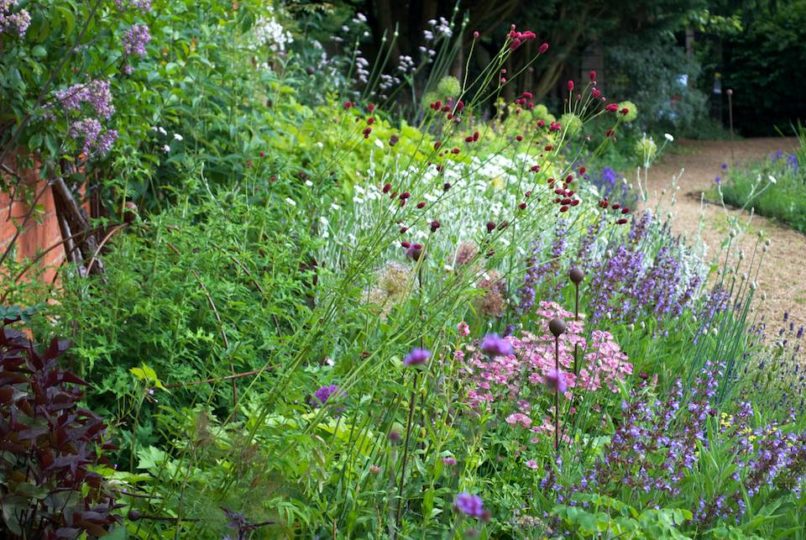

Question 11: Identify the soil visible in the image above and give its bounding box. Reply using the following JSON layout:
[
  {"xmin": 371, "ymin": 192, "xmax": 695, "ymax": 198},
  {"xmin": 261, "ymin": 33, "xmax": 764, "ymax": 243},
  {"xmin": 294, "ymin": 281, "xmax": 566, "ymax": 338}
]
[{"xmin": 640, "ymin": 137, "xmax": 805, "ymax": 338}]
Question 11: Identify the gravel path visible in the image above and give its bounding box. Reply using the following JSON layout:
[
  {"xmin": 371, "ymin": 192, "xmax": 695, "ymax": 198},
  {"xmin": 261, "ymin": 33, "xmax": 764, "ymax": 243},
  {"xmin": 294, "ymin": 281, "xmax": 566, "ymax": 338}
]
[{"xmin": 641, "ymin": 137, "xmax": 805, "ymax": 335}]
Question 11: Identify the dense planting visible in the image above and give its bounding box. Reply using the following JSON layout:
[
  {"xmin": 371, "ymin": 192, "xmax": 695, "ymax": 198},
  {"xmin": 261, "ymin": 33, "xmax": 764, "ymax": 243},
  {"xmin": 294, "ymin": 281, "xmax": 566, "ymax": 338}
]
[{"xmin": 1, "ymin": 2, "xmax": 804, "ymax": 539}]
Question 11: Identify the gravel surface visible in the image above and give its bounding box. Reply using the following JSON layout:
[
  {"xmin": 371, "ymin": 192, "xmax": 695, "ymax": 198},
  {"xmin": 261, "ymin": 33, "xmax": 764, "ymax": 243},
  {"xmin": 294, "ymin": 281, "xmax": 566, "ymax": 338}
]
[{"xmin": 640, "ymin": 137, "xmax": 805, "ymax": 336}]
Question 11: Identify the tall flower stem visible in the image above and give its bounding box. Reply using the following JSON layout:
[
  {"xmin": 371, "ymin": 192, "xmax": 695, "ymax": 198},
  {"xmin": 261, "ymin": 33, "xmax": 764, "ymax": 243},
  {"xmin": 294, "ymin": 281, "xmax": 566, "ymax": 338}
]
[
  {"xmin": 573, "ymin": 283, "xmax": 580, "ymax": 374},
  {"xmin": 395, "ymin": 371, "xmax": 419, "ymax": 533},
  {"xmin": 554, "ymin": 334, "xmax": 560, "ymax": 453}
]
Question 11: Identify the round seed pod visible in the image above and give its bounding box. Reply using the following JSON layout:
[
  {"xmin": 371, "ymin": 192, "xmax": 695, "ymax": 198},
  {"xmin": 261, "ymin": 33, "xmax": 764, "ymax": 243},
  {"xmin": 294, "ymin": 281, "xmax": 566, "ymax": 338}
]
[
  {"xmin": 549, "ymin": 318, "xmax": 566, "ymax": 337},
  {"xmin": 569, "ymin": 267, "xmax": 584, "ymax": 284}
]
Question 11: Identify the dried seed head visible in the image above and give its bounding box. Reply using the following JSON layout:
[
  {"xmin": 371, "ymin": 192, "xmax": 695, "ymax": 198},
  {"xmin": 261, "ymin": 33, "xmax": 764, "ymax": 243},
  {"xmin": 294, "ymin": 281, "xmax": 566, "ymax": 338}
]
[
  {"xmin": 569, "ymin": 267, "xmax": 584, "ymax": 285},
  {"xmin": 549, "ymin": 318, "xmax": 566, "ymax": 337}
]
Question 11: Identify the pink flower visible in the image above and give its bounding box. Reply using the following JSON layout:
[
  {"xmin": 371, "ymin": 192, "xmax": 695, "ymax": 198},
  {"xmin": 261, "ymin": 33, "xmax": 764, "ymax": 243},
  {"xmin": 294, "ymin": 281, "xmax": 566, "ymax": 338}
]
[
  {"xmin": 525, "ymin": 459, "xmax": 538, "ymax": 470},
  {"xmin": 506, "ymin": 413, "xmax": 532, "ymax": 428},
  {"xmin": 539, "ymin": 42, "xmax": 549, "ymax": 54},
  {"xmin": 457, "ymin": 321, "xmax": 470, "ymax": 336}
]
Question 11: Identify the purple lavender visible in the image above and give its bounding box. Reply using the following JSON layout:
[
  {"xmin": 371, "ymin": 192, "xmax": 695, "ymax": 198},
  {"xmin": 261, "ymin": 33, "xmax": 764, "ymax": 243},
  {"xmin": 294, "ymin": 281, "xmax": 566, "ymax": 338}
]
[
  {"xmin": 454, "ymin": 493, "xmax": 484, "ymax": 518},
  {"xmin": 518, "ymin": 240, "xmax": 544, "ymax": 313},
  {"xmin": 123, "ymin": 24, "xmax": 151, "ymax": 57},
  {"xmin": 403, "ymin": 347, "xmax": 430, "ymax": 366}
]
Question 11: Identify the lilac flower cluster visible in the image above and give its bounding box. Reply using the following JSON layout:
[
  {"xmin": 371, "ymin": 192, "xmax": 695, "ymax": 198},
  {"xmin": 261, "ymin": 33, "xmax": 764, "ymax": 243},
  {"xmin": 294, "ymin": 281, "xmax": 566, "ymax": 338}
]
[
  {"xmin": 55, "ymin": 80, "xmax": 115, "ymax": 119},
  {"xmin": 115, "ymin": 0, "xmax": 152, "ymax": 12},
  {"xmin": 0, "ymin": 0, "xmax": 30, "ymax": 37},
  {"xmin": 123, "ymin": 24, "xmax": 151, "ymax": 57},
  {"xmin": 69, "ymin": 119, "xmax": 118, "ymax": 156}
]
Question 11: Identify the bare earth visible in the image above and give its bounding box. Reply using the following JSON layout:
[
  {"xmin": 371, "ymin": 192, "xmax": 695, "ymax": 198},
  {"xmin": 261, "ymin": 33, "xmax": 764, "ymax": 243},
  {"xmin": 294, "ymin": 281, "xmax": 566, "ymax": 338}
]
[{"xmin": 641, "ymin": 137, "xmax": 805, "ymax": 333}]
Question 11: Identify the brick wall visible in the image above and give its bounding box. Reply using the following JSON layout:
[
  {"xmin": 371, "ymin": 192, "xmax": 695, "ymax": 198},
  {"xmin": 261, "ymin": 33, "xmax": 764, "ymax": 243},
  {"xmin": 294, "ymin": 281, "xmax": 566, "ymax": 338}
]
[{"xmin": 1, "ymin": 169, "xmax": 66, "ymax": 285}]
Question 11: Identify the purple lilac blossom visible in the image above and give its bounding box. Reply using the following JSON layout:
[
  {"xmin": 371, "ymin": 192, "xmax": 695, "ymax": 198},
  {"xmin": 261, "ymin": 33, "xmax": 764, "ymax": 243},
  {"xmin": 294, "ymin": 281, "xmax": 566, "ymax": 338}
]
[
  {"xmin": 123, "ymin": 24, "xmax": 151, "ymax": 56},
  {"xmin": 0, "ymin": 0, "xmax": 30, "ymax": 36},
  {"xmin": 56, "ymin": 80, "xmax": 115, "ymax": 119},
  {"xmin": 115, "ymin": 0, "xmax": 152, "ymax": 11}
]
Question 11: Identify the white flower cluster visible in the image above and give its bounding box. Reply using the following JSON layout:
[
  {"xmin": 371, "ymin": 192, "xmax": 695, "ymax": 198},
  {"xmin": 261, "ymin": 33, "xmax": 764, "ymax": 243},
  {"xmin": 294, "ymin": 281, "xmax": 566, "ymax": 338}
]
[
  {"xmin": 252, "ymin": 7, "xmax": 293, "ymax": 53},
  {"xmin": 355, "ymin": 56, "xmax": 370, "ymax": 84}
]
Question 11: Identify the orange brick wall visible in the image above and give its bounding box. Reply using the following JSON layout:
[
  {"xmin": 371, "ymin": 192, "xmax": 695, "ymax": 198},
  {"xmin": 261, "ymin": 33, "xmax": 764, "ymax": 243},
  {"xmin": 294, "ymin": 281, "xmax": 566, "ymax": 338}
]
[{"xmin": 1, "ymin": 174, "xmax": 66, "ymax": 285}]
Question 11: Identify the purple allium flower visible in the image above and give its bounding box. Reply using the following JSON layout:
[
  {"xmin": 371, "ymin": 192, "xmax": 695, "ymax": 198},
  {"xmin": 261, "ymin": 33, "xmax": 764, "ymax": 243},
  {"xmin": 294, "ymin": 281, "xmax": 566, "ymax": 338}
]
[
  {"xmin": 123, "ymin": 24, "xmax": 151, "ymax": 57},
  {"xmin": 544, "ymin": 368, "xmax": 568, "ymax": 393},
  {"xmin": 480, "ymin": 333, "xmax": 513, "ymax": 357},
  {"xmin": 721, "ymin": 162, "xmax": 728, "ymax": 170},
  {"xmin": 454, "ymin": 493, "xmax": 484, "ymax": 518},
  {"xmin": 442, "ymin": 456, "xmax": 457, "ymax": 466},
  {"xmin": 403, "ymin": 347, "xmax": 431, "ymax": 366},
  {"xmin": 313, "ymin": 384, "xmax": 343, "ymax": 405}
]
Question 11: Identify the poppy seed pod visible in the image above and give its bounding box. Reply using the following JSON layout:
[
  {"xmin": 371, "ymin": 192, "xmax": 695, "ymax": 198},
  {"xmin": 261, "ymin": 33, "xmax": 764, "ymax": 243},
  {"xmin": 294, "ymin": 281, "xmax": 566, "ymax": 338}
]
[
  {"xmin": 569, "ymin": 267, "xmax": 584, "ymax": 285},
  {"xmin": 549, "ymin": 318, "xmax": 566, "ymax": 337}
]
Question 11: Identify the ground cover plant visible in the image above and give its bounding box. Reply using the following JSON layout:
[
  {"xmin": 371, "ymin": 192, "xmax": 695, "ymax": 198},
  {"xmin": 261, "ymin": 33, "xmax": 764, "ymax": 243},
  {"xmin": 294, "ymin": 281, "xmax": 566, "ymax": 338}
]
[
  {"xmin": 1, "ymin": 2, "xmax": 805, "ymax": 539},
  {"xmin": 712, "ymin": 126, "xmax": 806, "ymax": 232}
]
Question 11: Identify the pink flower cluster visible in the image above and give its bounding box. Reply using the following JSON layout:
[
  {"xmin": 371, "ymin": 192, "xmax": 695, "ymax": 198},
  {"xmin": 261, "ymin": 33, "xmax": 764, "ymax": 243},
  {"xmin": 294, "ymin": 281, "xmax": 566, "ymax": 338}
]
[{"xmin": 462, "ymin": 301, "xmax": 632, "ymax": 415}]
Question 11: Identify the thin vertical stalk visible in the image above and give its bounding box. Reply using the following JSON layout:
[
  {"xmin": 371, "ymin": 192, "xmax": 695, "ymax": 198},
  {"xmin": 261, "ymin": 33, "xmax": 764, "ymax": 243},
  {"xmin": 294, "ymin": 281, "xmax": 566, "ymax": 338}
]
[
  {"xmin": 395, "ymin": 371, "xmax": 419, "ymax": 534},
  {"xmin": 554, "ymin": 335, "xmax": 560, "ymax": 453}
]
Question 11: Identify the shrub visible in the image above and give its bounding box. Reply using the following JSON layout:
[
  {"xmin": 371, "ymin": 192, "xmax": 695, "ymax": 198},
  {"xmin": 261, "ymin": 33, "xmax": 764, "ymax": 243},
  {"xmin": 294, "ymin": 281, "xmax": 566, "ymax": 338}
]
[{"xmin": 0, "ymin": 316, "xmax": 119, "ymax": 538}]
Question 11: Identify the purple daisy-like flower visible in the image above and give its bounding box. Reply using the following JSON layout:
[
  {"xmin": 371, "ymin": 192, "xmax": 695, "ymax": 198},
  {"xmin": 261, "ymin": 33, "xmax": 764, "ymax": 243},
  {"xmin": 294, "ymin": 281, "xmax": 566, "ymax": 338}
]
[
  {"xmin": 403, "ymin": 347, "xmax": 431, "ymax": 366},
  {"xmin": 454, "ymin": 492, "xmax": 484, "ymax": 518},
  {"xmin": 480, "ymin": 333, "xmax": 513, "ymax": 357},
  {"xmin": 544, "ymin": 368, "xmax": 568, "ymax": 393},
  {"xmin": 313, "ymin": 384, "xmax": 343, "ymax": 405}
]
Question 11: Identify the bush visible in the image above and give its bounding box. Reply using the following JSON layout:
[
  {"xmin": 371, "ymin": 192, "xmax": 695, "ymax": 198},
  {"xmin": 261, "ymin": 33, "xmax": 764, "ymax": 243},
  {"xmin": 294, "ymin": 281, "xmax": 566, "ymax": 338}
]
[{"xmin": 0, "ymin": 316, "xmax": 119, "ymax": 538}]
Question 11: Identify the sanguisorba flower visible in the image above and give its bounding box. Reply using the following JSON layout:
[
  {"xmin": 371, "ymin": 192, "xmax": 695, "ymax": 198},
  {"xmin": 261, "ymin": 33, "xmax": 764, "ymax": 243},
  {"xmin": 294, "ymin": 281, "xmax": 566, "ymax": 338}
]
[
  {"xmin": 480, "ymin": 333, "xmax": 513, "ymax": 357},
  {"xmin": 454, "ymin": 493, "xmax": 484, "ymax": 518},
  {"xmin": 403, "ymin": 347, "xmax": 431, "ymax": 366}
]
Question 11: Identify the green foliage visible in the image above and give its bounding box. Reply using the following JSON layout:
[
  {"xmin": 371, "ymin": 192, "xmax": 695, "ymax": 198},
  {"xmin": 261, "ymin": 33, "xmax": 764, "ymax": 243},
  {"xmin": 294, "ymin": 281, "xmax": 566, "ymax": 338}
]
[
  {"xmin": 605, "ymin": 36, "xmax": 708, "ymax": 135},
  {"xmin": 723, "ymin": 0, "xmax": 806, "ymax": 136},
  {"xmin": 714, "ymin": 132, "xmax": 806, "ymax": 232}
]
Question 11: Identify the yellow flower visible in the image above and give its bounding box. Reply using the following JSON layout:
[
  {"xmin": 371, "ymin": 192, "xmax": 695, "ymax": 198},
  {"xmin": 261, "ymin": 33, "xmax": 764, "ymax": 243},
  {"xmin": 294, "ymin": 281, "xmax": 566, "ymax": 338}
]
[{"xmin": 491, "ymin": 176, "xmax": 505, "ymax": 190}]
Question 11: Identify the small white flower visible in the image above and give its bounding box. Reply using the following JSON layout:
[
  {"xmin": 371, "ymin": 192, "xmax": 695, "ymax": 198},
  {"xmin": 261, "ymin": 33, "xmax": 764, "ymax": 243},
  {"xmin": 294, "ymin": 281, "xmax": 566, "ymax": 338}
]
[
  {"xmin": 285, "ymin": 197, "xmax": 297, "ymax": 207},
  {"xmin": 173, "ymin": 133, "xmax": 183, "ymax": 141},
  {"xmin": 768, "ymin": 174, "xmax": 777, "ymax": 184},
  {"xmin": 356, "ymin": 12, "xmax": 367, "ymax": 23},
  {"xmin": 664, "ymin": 133, "xmax": 674, "ymax": 142},
  {"xmin": 305, "ymin": 180, "xmax": 314, "ymax": 187},
  {"xmin": 330, "ymin": 203, "xmax": 341, "ymax": 211},
  {"xmin": 162, "ymin": 144, "xmax": 171, "ymax": 153},
  {"xmin": 158, "ymin": 127, "xmax": 167, "ymax": 136}
]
